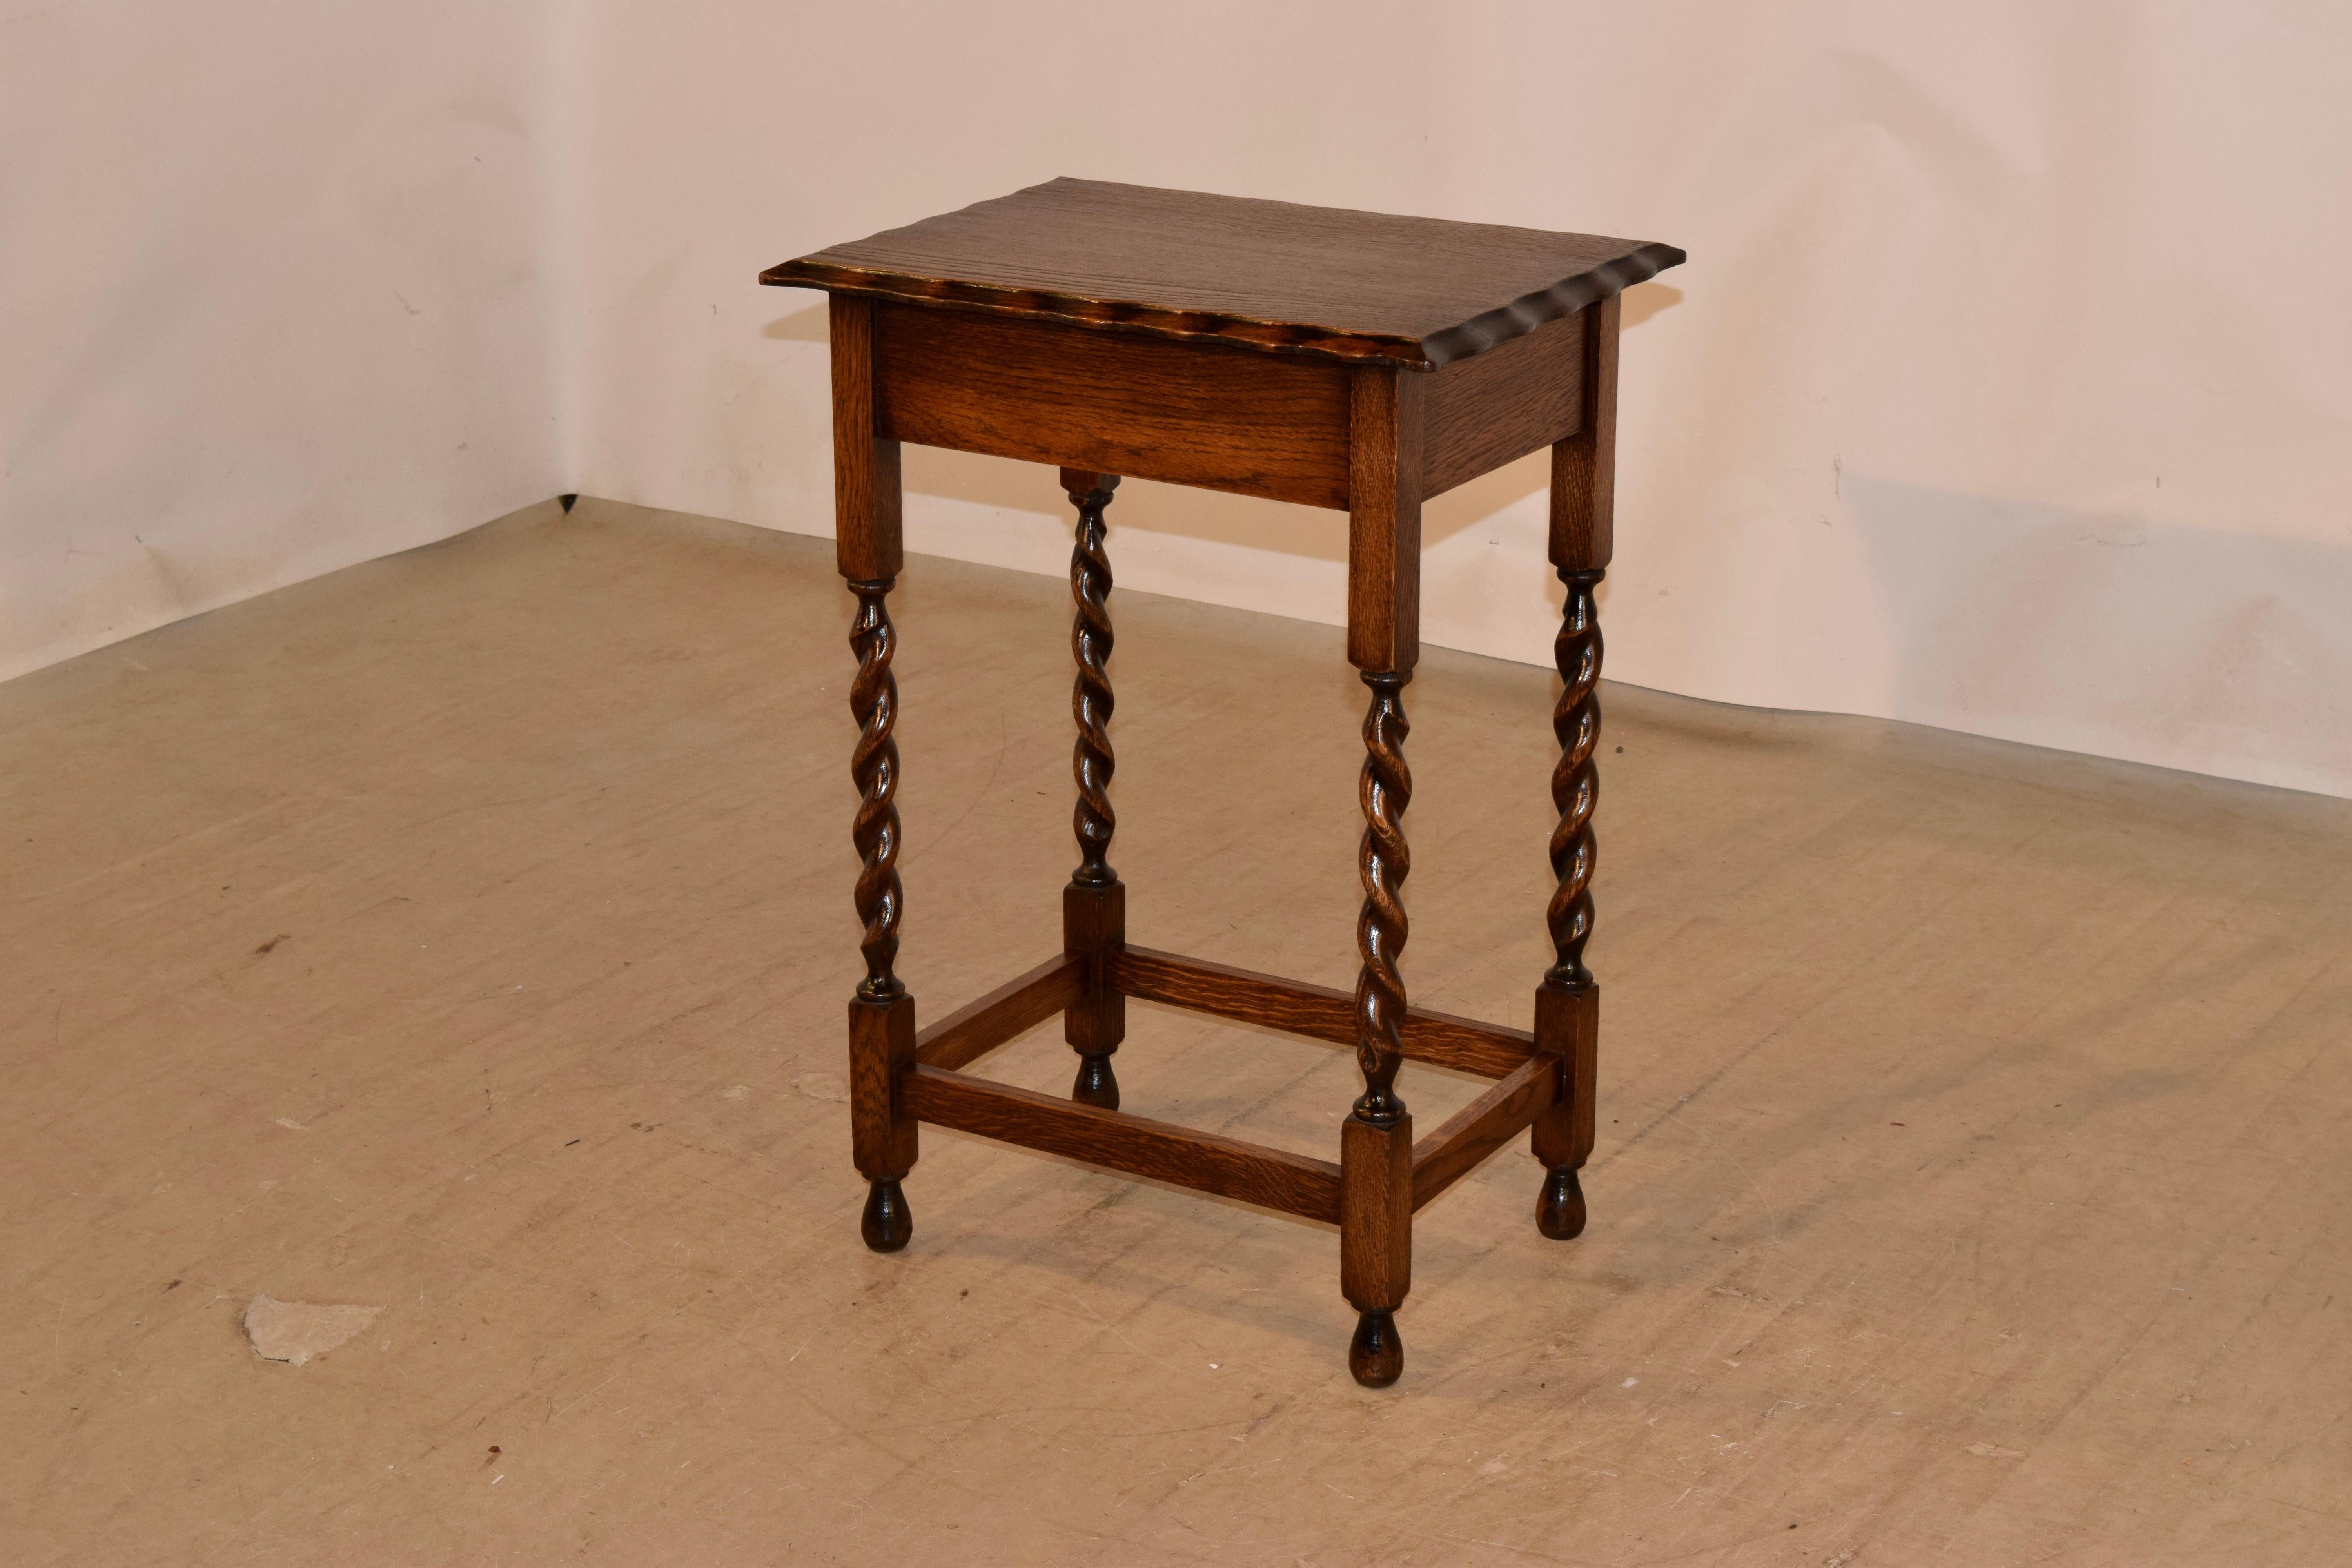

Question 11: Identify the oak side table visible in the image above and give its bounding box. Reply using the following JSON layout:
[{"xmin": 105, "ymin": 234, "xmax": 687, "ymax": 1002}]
[{"xmin": 762, "ymin": 179, "xmax": 1683, "ymax": 1387}]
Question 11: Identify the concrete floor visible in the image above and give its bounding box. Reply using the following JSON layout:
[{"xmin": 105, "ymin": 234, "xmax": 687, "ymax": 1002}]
[{"xmin": 5, "ymin": 497, "xmax": 2350, "ymax": 1566}]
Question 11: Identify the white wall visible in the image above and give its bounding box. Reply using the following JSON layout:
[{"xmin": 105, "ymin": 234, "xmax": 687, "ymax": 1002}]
[
  {"xmin": 574, "ymin": 0, "xmax": 2352, "ymax": 799},
  {"xmin": 11, "ymin": 4, "xmax": 2346, "ymax": 798},
  {"xmin": 0, "ymin": 0, "xmax": 575, "ymax": 682}
]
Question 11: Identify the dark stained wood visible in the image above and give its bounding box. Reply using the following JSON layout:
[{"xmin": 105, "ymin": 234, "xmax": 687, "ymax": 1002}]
[
  {"xmin": 1550, "ymin": 294, "xmax": 1619, "ymax": 571},
  {"xmin": 1546, "ymin": 570, "xmax": 1603, "ymax": 990},
  {"xmin": 872, "ymin": 303, "xmax": 1350, "ymax": 508},
  {"xmin": 849, "ymin": 994, "xmax": 917, "ymax": 1251},
  {"xmin": 1422, "ymin": 309, "xmax": 1586, "ymax": 500},
  {"xmin": 1103, "ymin": 946, "xmax": 1534, "ymax": 1078},
  {"xmin": 849, "ymin": 993, "xmax": 918, "ymax": 1180},
  {"xmin": 1349, "ymin": 1308, "xmax": 1404, "ymax": 1388},
  {"xmin": 829, "ymin": 296, "xmax": 903, "ymax": 581},
  {"xmin": 1536, "ymin": 549, "xmax": 1605, "ymax": 1241},
  {"xmin": 1350, "ymin": 671, "xmax": 1413, "ymax": 1124},
  {"xmin": 767, "ymin": 178, "xmax": 1684, "ymax": 371},
  {"xmin": 862, "ymin": 1177, "xmax": 912, "ymax": 1252},
  {"xmin": 1533, "ymin": 977, "xmax": 1599, "ymax": 1066},
  {"xmin": 1341, "ymin": 1113, "xmax": 1413, "ymax": 1387},
  {"xmin": 1063, "ymin": 882, "xmax": 1125, "ymax": 1108},
  {"xmin": 846, "ymin": 579, "xmax": 904, "ymax": 1000},
  {"xmin": 1537, "ymin": 1164, "xmax": 1586, "ymax": 1241},
  {"xmin": 837, "ymin": 293, "xmax": 911, "ymax": 1256},
  {"xmin": 1063, "ymin": 468, "xmax": 1126, "ymax": 1109},
  {"xmin": 902, "ymin": 1065, "xmax": 1343, "ymax": 1223},
  {"xmin": 1411, "ymin": 1058, "xmax": 1556, "ymax": 1212},
  {"xmin": 1532, "ymin": 982, "xmax": 1599, "ymax": 1240},
  {"xmin": 913, "ymin": 954, "xmax": 1085, "ymax": 1072},
  {"xmin": 1065, "ymin": 472, "xmax": 1121, "ymax": 888},
  {"xmin": 788, "ymin": 179, "xmax": 1675, "ymax": 1383},
  {"xmin": 1347, "ymin": 370, "xmax": 1424, "ymax": 672}
]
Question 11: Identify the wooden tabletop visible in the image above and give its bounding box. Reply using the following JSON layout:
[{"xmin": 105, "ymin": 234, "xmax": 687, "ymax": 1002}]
[{"xmin": 762, "ymin": 178, "xmax": 1682, "ymax": 370}]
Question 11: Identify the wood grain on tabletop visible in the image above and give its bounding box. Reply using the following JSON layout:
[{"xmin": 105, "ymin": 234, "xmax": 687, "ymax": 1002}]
[{"xmin": 764, "ymin": 176, "xmax": 1684, "ymax": 370}]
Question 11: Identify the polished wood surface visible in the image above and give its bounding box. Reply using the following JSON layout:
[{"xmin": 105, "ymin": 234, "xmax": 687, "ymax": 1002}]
[
  {"xmin": 1350, "ymin": 672, "xmax": 1413, "ymax": 1124},
  {"xmin": 1411, "ymin": 1058, "xmax": 1556, "ymax": 1212},
  {"xmin": 1534, "ymin": 292, "xmax": 1615, "ymax": 1239},
  {"xmin": 1547, "ymin": 570, "xmax": 1603, "ymax": 991},
  {"xmin": 1532, "ymin": 983, "xmax": 1599, "ymax": 1240},
  {"xmin": 848, "ymin": 994, "xmax": 917, "ymax": 1251},
  {"xmin": 913, "ymin": 954, "xmax": 1083, "ymax": 1073},
  {"xmin": 1341, "ymin": 1114, "xmax": 1413, "ymax": 1387},
  {"xmin": 836, "ymin": 296, "xmax": 916, "ymax": 1255},
  {"xmin": 1536, "ymin": 566, "xmax": 1604, "ymax": 1232},
  {"xmin": 1065, "ymin": 471, "xmax": 1120, "ymax": 887},
  {"xmin": 846, "ymin": 579, "xmax": 904, "ymax": 1000},
  {"xmin": 868, "ymin": 292, "xmax": 1604, "ymax": 518},
  {"xmin": 1062, "ymin": 883, "xmax": 1124, "ymax": 1109},
  {"xmin": 1422, "ymin": 308, "xmax": 1585, "ymax": 500},
  {"xmin": 1550, "ymin": 293, "xmax": 1619, "ymax": 571},
  {"xmin": 1061, "ymin": 468, "xmax": 1126, "ymax": 1109},
  {"xmin": 1103, "ymin": 946, "xmax": 1534, "ymax": 1079},
  {"xmin": 798, "ymin": 180, "xmax": 1673, "ymax": 1384},
  {"xmin": 1347, "ymin": 370, "xmax": 1425, "ymax": 671},
  {"xmin": 768, "ymin": 178, "xmax": 1684, "ymax": 371},
  {"xmin": 828, "ymin": 296, "xmax": 902, "ymax": 580},
  {"xmin": 874, "ymin": 304, "xmax": 1351, "ymax": 508},
  {"xmin": 902, "ymin": 1065, "xmax": 1344, "ymax": 1222},
  {"xmin": 875, "ymin": 942, "xmax": 1570, "ymax": 1245}
]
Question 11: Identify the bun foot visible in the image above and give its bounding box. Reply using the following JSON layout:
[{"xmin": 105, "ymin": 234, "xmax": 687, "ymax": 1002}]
[
  {"xmin": 1348, "ymin": 1309, "xmax": 1404, "ymax": 1388},
  {"xmin": 861, "ymin": 1178, "xmax": 912, "ymax": 1252},
  {"xmin": 1537, "ymin": 1166, "xmax": 1586, "ymax": 1240},
  {"xmin": 1071, "ymin": 1054, "xmax": 1120, "ymax": 1111}
]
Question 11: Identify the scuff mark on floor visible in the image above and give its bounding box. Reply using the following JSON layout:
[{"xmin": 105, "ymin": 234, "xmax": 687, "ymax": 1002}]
[{"xmin": 243, "ymin": 1296, "xmax": 381, "ymax": 1365}]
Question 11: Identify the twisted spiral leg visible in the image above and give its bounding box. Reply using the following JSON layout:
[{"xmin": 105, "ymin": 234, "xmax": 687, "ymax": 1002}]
[
  {"xmin": 1353, "ymin": 671, "xmax": 1413, "ymax": 1125},
  {"xmin": 1534, "ymin": 568, "xmax": 1604, "ymax": 1238},
  {"xmin": 1345, "ymin": 682, "xmax": 1416, "ymax": 1383},
  {"xmin": 848, "ymin": 579, "xmax": 904, "ymax": 1001},
  {"xmin": 1069, "ymin": 477, "xmax": 1118, "ymax": 887},
  {"xmin": 1546, "ymin": 570, "xmax": 1603, "ymax": 988},
  {"xmin": 1062, "ymin": 473, "xmax": 1125, "ymax": 1108}
]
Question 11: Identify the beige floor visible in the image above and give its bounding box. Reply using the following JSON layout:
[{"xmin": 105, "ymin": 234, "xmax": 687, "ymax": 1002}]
[{"xmin": 4, "ymin": 498, "xmax": 2350, "ymax": 1567}]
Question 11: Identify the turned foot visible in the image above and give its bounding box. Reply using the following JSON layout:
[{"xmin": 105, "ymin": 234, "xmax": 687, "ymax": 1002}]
[
  {"xmin": 1537, "ymin": 1166, "xmax": 1586, "ymax": 1240},
  {"xmin": 1071, "ymin": 1053, "xmax": 1120, "ymax": 1110},
  {"xmin": 1349, "ymin": 1309, "xmax": 1404, "ymax": 1387},
  {"xmin": 861, "ymin": 1178, "xmax": 911, "ymax": 1252}
]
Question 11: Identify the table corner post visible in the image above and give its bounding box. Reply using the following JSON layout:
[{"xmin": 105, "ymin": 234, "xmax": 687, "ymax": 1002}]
[
  {"xmin": 835, "ymin": 289, "xmax": 916, "ymax": 1250},
  {"xmin": 1341, "ymin": 1111, "xmax": 1414, "ymax": 1387},
  {"xmin": 1550, "ymin": 292, "xmax": 1617, "ymax": 577},
  {"xmin": 831, "ymin": 293, "xmax": 903, "ymax": 583},
  {"xmin": 1341, "ymin": 364, "xmax": 1425, "ymax": 1385},
  {"xmin": 1532, "ymin": 984, "xmax": 1598, "ymax": 1239},
  {"xmin": 1343, "ymin": 365, "xmax": 1425, "ymax": 1126},
  {"xmin": 1534, "ymin": 290, "xmax": 1617, "ymax": 1241},
  {"xmin": 849, "ymin": 991, "xmax": 918, "ymax": 1252},
  {"xmin": 1347, "ymin": 364, "xmax": 1425, "ymax": 677},
  {"xmin": 1345, "ymin": 1109, "xmax": 1411, "ymax": 1392}
]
